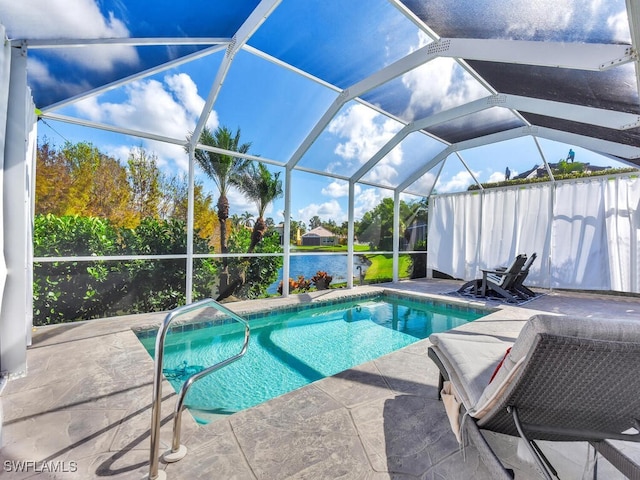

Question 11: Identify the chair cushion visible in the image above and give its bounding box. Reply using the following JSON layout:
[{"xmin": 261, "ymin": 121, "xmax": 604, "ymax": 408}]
[{"xmin": 429, "ymin": 332, "xmax": 511, "ymax": 409}]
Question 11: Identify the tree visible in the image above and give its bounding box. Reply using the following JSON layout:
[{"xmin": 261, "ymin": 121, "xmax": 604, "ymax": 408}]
[
  {"xmin": 240, "ymin": 211, "xmax": 255, "ymax": 227},
  {"xmin": 45, "ymin": 140, "xmax": 134, "ymax": 227},
  {"xmin": 164, "ymin": 173, "xmax": 219, "ymax": 247},
  {"xmin": 356, "ymin": 197, "xmax": 403, "ymax": 250},
  {"xmin": 309, "ymin": 215, "xmax": 322, "ymax": 229},
  {"xmin": 188, "ymin": 126, "xmax": 251, "ymax": 257},
  {"xmin": 93, "ymin": 156, "xmax": 135, "ymax": 227},
  {"xmin": 62, "ymin": 141, "xmax": 102, "ymax": 216},
  {"xmin": 236, "ymin": 162, "xmax": 283, "ymax": 252},
  {"xmin": 35, "ymin": 138, "xmax": 71, "ymax": 215},
  {"xmin": 127, "ymin": 146, "xmax": 162, "ymax": 221}
]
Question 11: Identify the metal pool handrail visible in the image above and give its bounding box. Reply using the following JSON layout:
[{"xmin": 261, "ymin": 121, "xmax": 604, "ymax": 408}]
[{"xmin": 147, "ymin": 298, "xmax": 250, "ymax": 480}]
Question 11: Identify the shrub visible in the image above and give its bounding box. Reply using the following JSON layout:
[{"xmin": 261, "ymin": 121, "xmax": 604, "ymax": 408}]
[{"xmin": 33, "ymin": 214, "xmax": 218, "ymax": 324}]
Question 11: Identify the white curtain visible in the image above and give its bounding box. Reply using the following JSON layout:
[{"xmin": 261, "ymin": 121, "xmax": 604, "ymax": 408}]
[
  {"xmin": 0, "ymin": 28, "xmax": 36, "ymax": 377},
  {"xmin": 428, "ymin": 175, "xmax": 639, "ymax": 293},
  {"xmin": 427, "ymin": 191, "xmax": 481, "ymax": 280},
  {"xmin": 552, "ymin": 180, "xmax": 608, "ymax": 289},
  {"xmin": 603, "ymin": 175, "xmax": 640, "ymax": 292},
  {"xmin": 477, "ymin": 185, "xmax": 551, "ymax": 287},
  {"xmin": 0, "ymin": 26, "xmax": 9, "ymax": 332}
]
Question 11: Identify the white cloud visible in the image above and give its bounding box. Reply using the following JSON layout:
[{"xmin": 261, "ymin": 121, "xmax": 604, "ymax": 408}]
[
  {"xmin": 227, "ymin": 186, "xmax": 258, "ymax": 216},
  {"xmin": 504, "ymin": 1, "xmax": 573, "ymax": 39},
  {"xmin": 404, "ymin": 172, "xmax": 437, "ymax": 195},
  {"xmin": 328, "ymin": 104, "xmax": 403, "ymax": 166},
  {"xmin": 321, "ymin": 180, "xmax": 361, "ymax": 198},
  {"xmin": 1, "ymin": 0, "xmax": 138, "ymax": 72},
  {"xmin": 101, "ymin": 144, "xmax": 133, "ymax": 164},
  {"xmin": 73, "ymin": 73, "xmax": 218, "ymax": 172},
  {"xmin": 401, "ymin": 56, "xmax": 488, "ymax": 121},
  {"xmin": 607, "ymin": 10, "xmax": 631, "ymax": 42},
  {"xmin": 27, "ymin": 57, "xmax": 91, "ymax": 99},
  {"xmin": 488, "ymin": 171, "xmax": 507, "ymax": 183},
  {"xmin": 436, "ymin": 170, "xmax": 477, "ymax": 194},
  {"xmin": 354, "ymin": 187, "xmax": 392, "ymax": 220},
  {"xmin": 500, "ymin": 0, "xmax": 629, "ymax": 43},
  {"xmin": 363, "ymin": 163, "xmax": 399, "ymax": 186},
  {"xmin": 298, "ymin": 200, "xmax": 345, "ymax": 224}
]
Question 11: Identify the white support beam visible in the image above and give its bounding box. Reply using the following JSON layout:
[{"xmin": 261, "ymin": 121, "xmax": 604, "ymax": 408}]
[
  {"xmin": 388, "ymin": 0, "xmax": 440, "ymax": 41},
  {"xmin": 242, "ymin": 45, "xmax": 341, "ymax": 93},
  {"xmin": 283, "ymin": 166, "xmax": 292, "ymax": 296},
  {"xmin": 352, "ymin": 93, "xmax": 639, "ymax": 185},
  {"xmin": 286, "ymin": 41, "xmax": 450, "ymax": 169},
  {"xmin": 351, "ymin": 125, "xmax": 413, "ymax": 182},
  {"xmin": 532, "ymin": 137, "xmax": 555, "ymax": 182},
  {"xmin": 456, "ymin": 152, "xmax": 483, "ymax": 189},
  {"xmin": 392, "ymin": 190, "xmax": 400, "ymax": 283},
  {"xmin": 196, "ymin": 144, "xmax": 285, "ymax": 167},
  {"xmin": 285, "ymin": 99, "xmax": 347, "ymax": 169},
  {"xmin": 41, "ymin": 112, "xmax": 187, "ymax": 146},
  {"xmin": 42, "ymin": 44, "xmax": 227, "ymax": 113},
  {"xmin": 347, "ymin": 181, "xmax": 355, "ymax": 289},
  {"xmin": 17, "ymin": 37, "xmax": 231, "ymax": 49},
  {"xmin": 626, "ymin": 0, "xmax": 640, "ymax": 97},
  {"xmin": 398, "ymin": 124, "xmax": 640, "ymax": 195},
  {"xmin": 438, "ymin": 38, "xmax": 636, "ymax": 71},
  {"xmin": 398, "ymin": 146, "xmax": 455, "ymax": 192},
  {"xmin": 185, "ymin": 145, "xmax": 195, "ymax": 304},
  {"xmin": 350, "ymin": 96, "xmax": 490, "ymax": 183},
  {"xmin": 534, "ymin": 126, "xmax": 640, "ymax": 160},
  {"xmin": 1, "ymin": 44, "xmax": 32, "ymax": 378},
  {"xmin": 190, "ymin": 0, "xmax": 282, "ymax": 148},
  {"xmin": 503, "ymin": 94, "xmax": 640, "ymax": 130}
]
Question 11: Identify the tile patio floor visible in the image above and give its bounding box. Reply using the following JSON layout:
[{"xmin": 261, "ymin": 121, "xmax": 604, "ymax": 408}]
[{"xmin": 1, "ymin": 279, "xmax": 639, "ymax": 479}]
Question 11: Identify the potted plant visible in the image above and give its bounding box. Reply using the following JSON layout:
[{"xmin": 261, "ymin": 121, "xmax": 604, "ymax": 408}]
[{"xmin": 311, "ymin": 271, "xmax": 333, "ymax": 290}]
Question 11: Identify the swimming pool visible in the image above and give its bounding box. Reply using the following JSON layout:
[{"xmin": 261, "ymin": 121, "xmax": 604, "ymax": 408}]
[{"xmin": 137, "ymin": 293, "xmax": 488, "ymax": 423}]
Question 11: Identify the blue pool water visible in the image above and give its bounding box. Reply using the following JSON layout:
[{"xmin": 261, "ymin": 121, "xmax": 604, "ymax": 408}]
[{"xmin": 138, "ymin": 295, "xmax": 486, "ymax": 423}]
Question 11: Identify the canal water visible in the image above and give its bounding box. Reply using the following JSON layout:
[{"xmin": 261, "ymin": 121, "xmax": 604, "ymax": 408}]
[{"xmin": 267, "ymin": 254, "xmax": 370, "ymax": 293}]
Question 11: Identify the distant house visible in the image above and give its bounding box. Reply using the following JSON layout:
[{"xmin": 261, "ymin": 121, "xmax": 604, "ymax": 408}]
[{"xmin": 301, "ymin": 226, "xmax": 337, "ymax": 246}]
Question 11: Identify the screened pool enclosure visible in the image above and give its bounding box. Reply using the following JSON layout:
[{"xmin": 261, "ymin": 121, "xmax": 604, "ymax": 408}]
[{"xmin": 1, "ymin": 0, "xmax": 640, "ymax": 376}]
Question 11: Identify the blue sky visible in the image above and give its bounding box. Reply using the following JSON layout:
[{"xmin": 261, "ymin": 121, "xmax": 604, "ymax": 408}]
[{"xmin": 2, "ymin": 0, "xmax": 635, "ymax": 226}]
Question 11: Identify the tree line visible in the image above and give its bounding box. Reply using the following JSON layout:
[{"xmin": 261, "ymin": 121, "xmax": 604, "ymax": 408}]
[
  {"xmin": 33, "ymin": 125, "xmax": 428, "ymax": 323},
  {"xmin": 34, "ymin": 126, "xmax": 285, "ymax": 323}
]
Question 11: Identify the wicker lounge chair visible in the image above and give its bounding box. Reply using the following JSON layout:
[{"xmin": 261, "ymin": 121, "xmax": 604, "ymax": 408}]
[
  {"xmin": 428, "ymin": 314, "xmax": 640, "ymax": 479},
  {"xmin": 457, "ymin": 254, "xmax": 527, "ymax": 302}
]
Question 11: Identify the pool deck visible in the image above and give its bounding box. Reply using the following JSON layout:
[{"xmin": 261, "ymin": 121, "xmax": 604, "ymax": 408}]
[{"xmin": 2, "ymin": 279, "xmax": 640, "ymax": 479}]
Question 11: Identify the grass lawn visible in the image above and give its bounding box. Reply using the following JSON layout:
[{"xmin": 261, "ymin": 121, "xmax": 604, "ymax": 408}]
[
  {"xmin": 363, "ymin": 254, "xmax": 412, "ymax": 282},
  {"xmin": 288, "ymin": 244, "xmax": 413, "ymax": 284}
]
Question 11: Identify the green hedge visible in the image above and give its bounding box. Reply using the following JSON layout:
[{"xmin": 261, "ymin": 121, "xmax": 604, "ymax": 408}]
[{"xmin": 33, "ymin": 214, "xmax": 218, "ymax": 325}]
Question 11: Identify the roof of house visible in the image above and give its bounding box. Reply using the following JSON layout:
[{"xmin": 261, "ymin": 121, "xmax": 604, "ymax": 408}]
[{"xmin": 302, "ymin": 226, "xmax": 335, "ymax": 238}]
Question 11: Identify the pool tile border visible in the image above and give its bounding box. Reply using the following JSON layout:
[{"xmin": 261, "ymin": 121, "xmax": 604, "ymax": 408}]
[{"xmin": 133, "ymin": 290, "xmax": 495, "ymax": 340}]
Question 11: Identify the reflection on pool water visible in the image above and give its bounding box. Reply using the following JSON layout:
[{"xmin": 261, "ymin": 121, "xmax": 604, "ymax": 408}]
[{"xmin": 137, "ymin": 294, "xmax": 487, "ymax": 423}]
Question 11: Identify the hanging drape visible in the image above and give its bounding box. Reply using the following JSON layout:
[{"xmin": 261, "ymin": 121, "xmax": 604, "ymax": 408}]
[
  {"xmin": 427, "ymin": 191, "xmax": 482, "ymax": 281},
  {"xmin": 0, "ymin": 27, "xmax": 10, "ymax": 322},
  {"xmin": 0, "ymin": 29, "xmax": 36, "ymax": 378},
  {"xmin": 428, "ymin": 175, "xmax": 639, "ymax": 293}
]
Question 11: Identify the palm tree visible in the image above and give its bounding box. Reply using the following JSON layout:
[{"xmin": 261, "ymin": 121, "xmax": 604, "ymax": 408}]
[
  {"xmin": 240, "ymin": 211, "xmax": 255, "ymax": 227},
  {"xmin": 188, "ymin": 126, "xmax": 251, "ymax": 257},
  {"xmin": 229, "ymin": 213, "xmax": 242, "ymax": 229},
  {"xmin": 236, "ymin": 162, "xmax": 283, "ymax": 252}
]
